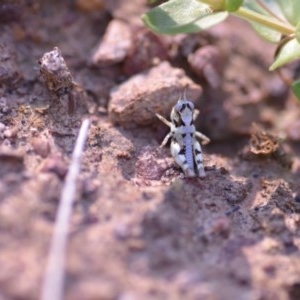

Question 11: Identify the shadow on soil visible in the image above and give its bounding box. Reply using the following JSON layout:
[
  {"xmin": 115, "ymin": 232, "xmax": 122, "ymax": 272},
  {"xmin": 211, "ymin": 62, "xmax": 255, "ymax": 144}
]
[{"xmin": 129, "ymin": 159, "xmax": 300, "ymax": 299}]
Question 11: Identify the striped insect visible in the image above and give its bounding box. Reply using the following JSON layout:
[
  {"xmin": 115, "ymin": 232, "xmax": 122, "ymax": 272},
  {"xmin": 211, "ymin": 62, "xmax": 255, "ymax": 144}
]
[{"xmin": 156, "ymin": 92, "xmax": 210, "ymax": 178}]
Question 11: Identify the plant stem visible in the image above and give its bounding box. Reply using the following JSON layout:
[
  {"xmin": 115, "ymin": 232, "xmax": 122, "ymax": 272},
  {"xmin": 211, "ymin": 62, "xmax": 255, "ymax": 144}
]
[
  {"xmin": 234, "ymin": 7, "xmax": 294, "ymax": 35},
  {"xmin": 256, "ymin": 0, "xmax": 285, "ymax": 23}
]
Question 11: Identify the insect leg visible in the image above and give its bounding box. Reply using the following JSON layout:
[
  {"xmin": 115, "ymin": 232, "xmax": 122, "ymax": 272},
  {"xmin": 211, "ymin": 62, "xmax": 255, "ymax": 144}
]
[
  {"xmin": 194, "ymin": 140, "xmax": 206, "ymax": 178},
  {"xmin": 156, "ymin": 113, "xmax": 172, "ymax": 127},
  {"xmin": 195, "ymin": 131, "xmax": 210, "ymax": 145},
  {"xmin": 193, "ymin": 109, "xmax": 200, "ymax": 121},
  {"xmin": 171, "ymin": 140, "xmax": 196, "ymax": 177},
  {"xmin": 160, "ymin": 132, "xmax": 173, "ymax": 148}
]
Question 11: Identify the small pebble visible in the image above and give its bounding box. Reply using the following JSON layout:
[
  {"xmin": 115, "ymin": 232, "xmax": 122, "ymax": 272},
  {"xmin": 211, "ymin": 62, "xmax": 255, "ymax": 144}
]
[
  {"xmin": 39, "ymin": 47, "xmax": 77, "ymax": 114},
  {"xmin": 123, "ymin": 28, "xmax": 168, "ymax": 75},
  {"xmin": 92, "ymin": 19, "xmax": 132, "ymax": 66},
  {"xmin": 39, "ymin": 47, "xmax": 73, "ymax": 94},
  {"xmin": 109, "ymin": 61, "xmax": 202, "ymax": 126},
  {"xmin": 114, "ymin": 223, "xmax": 131, "ymax": 240},
  {"xmin": 188, "ymin": 46, "xmax": 224, "ymax": 88},
  {"xmin": 31, "ymin": 136, "xmax": 51, "ymax": 158},
  {"xmin": 39, "ymin": 154, "xmax": 68, "ymax": 179},
  {"xmin": 287, "ymin": 120, "xmax": 300, "ymax": 141}
]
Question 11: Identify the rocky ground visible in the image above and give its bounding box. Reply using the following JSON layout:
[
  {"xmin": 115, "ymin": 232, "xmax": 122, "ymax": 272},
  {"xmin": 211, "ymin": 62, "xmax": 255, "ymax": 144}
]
[{"xmin": 1, "ymin": 1, "xmax": 300, "ymax": 299}]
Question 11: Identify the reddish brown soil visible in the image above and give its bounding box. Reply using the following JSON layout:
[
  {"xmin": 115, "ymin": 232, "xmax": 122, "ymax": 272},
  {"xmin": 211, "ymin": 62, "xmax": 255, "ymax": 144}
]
[{"xmin": 1, "ymin": 1, "xmax": 300, "ymax": 300}]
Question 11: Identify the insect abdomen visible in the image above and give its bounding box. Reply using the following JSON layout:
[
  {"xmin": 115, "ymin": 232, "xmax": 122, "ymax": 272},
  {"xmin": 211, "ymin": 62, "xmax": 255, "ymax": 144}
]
[{"xmin": 185, "ymin": 134, "xmax": 194, "ymax": 171}]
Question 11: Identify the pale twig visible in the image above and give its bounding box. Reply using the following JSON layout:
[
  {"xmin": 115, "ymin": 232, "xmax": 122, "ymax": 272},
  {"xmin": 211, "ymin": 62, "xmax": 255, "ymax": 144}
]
[{"xmin": 41, "ymin": 118, "xmax": 90, "ymax": 300}]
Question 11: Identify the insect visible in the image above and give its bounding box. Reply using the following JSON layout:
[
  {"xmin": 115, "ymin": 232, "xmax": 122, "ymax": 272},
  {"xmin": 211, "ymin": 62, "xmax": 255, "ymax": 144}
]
[{"xmin": 156, "ymin": 92, "xmax": 210, "ymax": 178}]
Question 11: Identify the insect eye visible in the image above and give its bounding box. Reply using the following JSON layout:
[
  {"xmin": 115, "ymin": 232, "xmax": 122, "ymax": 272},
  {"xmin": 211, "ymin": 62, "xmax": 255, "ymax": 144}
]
[
  {"xmin": 175, "ymin": 103, "xmax": 183, "ymax": 112},
  {"xmin": 187, "ymin": 101, "xmax": 194, "ymax": 110}
]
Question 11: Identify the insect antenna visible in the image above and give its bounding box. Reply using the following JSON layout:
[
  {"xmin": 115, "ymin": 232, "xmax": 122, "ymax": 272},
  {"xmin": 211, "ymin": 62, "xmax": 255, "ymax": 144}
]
[{"xmin": 182, "ymin": 84, "xmax": 189, "ymax": 100}]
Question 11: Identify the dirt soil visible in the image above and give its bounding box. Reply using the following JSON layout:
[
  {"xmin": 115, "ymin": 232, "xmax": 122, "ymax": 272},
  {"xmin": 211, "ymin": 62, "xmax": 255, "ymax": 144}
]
[{"xmin": 1, "ymin": 1, "xmax": 300, "ymax": 300}]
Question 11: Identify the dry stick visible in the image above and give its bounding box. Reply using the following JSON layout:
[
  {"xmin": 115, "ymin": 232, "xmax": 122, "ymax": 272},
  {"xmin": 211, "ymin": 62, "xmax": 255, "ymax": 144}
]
[{"xmin": 41, "ymin": 118, "xmax": 90, "ymax": 300}]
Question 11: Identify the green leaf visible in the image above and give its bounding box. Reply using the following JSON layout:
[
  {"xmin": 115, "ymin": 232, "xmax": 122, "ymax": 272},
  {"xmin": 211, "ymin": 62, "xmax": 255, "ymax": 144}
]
[
  {"xmin": 296, "ymin": 20, "xmax": 300, "ymax": 44},
  {"xmin": 292, "ymin": 80, "xmax": 300, "ymax": 101},
  {"xmin": 276, "ymin": 0, "xmax": 300, "ymax": 26},
  {"xmin": 142, "ymin": 0, "xmax": 228, "ymax": 35},
  {"xmin": 251, "ymin": 22, "xmax": 282, "ymax": 43},
  {"xmin": 185, "ymin": 11, "xmax": 228, "ymax": 33},
  {"xmin": 225, "ymin": 0, "xmax": 243, "ymax": 12},
  {"xmin": 243, "ymin": 0, "xmax": 280, "ymax": 16},
  {"xmin": 269, "ymin": 38, "xmax": 300, "ymax": 70},
  {"xmin": 242, "ymin": 0, "xmax": 283, "ymax": 42},
  {"xmin": 243, "ymin": 0, "xmax": 287, "ymax": 22}
]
